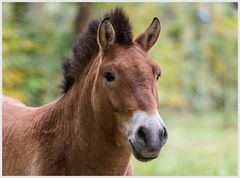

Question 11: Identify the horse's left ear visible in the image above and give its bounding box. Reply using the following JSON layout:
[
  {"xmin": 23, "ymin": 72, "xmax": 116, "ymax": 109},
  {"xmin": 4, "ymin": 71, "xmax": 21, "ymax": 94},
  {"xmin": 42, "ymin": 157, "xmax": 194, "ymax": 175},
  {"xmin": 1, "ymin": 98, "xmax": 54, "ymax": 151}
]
[
  {"xmin": 135, "ymin": 18, "xmax": 161, "ymax": 52},
  {"xmin": 97, "ymin": 17, "xmax": 115, "ymax": 51}
]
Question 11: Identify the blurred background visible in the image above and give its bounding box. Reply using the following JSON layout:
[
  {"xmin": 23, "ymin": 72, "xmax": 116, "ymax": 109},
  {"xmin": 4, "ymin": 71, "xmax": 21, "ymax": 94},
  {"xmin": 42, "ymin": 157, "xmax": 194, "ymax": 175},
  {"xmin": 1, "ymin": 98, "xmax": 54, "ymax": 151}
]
[{"xmin": 2, "ymin": 2, "xmax": 238, "ymax": 175}]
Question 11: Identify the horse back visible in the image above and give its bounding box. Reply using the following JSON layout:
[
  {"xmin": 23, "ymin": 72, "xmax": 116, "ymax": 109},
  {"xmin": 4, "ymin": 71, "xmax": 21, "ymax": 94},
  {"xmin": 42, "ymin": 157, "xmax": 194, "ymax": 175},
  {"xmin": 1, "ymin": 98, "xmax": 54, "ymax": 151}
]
[
  {"xmin": 2, "ymin": 96, "xmax": 30, "ymax": 123},
  {"xmin": 3, "ymin": 96, "xmax": 25, "ymax": 106}
]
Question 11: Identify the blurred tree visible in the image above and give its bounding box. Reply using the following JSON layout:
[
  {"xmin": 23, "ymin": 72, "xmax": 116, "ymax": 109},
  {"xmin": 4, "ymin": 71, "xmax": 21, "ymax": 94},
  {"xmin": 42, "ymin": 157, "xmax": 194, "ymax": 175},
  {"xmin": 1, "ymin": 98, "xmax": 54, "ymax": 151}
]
[
  {"xmin": 12, "ymin": 2, "xmax": 30, "ymax": 24},
  {"xmin": 232, "ymin": 2, "xmax": 238, "ymax": 10},
  {"xmin": 74, "ymin": 3, "xmax": 93, "ymax": 36}
]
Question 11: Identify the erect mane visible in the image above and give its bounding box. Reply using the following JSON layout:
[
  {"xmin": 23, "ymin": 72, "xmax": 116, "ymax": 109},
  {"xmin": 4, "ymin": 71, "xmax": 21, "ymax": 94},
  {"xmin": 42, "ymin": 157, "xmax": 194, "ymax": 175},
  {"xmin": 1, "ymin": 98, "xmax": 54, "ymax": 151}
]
[{"xmin": 61, "ymin": 7, "xmax": 133, "ymax": 93}]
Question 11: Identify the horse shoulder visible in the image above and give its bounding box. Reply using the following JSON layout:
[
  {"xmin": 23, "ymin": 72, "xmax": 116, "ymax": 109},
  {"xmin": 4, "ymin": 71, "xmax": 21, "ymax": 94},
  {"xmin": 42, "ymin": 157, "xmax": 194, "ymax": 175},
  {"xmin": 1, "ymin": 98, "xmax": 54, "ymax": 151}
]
[{"xmin": 2, "ymin": 96, "xmax": 42, "ymax": 175}]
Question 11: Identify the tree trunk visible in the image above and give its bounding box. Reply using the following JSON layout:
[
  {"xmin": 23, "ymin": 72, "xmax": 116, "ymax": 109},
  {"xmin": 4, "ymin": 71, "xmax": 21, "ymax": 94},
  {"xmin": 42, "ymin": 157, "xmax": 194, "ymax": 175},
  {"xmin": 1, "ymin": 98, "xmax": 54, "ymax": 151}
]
[
  {"xmin": 74, "ymin": 3, "xmax": 94, "ymax": 37},
  {"xmin": 12, "ymin": 2, "xmax": 29, "ymax": 24}
]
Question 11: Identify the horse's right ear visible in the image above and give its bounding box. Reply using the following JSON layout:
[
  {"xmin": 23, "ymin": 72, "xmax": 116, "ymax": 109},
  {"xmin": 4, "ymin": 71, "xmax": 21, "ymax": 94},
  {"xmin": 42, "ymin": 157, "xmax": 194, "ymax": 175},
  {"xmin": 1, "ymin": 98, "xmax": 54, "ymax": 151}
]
[{"xmin": 97, "ymin": 17, "xmax": 115, "ymax": 51}]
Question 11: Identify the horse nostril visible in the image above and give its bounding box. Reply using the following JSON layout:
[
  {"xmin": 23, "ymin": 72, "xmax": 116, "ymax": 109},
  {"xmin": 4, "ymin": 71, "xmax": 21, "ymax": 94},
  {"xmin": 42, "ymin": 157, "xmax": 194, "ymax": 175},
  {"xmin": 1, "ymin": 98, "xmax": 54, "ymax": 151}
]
[
  {"xmin": 160, "ymin": 127, "xmax": 168, "ymax": 144},
  {"xmin": 137, "ymin": 127, "xmax": 148, "ymax": 144}
]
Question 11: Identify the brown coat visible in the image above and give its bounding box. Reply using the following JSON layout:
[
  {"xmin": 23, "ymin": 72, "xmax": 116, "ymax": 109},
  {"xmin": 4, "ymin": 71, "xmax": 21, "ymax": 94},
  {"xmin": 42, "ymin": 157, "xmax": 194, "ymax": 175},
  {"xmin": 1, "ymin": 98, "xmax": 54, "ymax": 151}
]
[{"xmin": 3, "ymin": 94, "xmax": 133, "ymax": 175}]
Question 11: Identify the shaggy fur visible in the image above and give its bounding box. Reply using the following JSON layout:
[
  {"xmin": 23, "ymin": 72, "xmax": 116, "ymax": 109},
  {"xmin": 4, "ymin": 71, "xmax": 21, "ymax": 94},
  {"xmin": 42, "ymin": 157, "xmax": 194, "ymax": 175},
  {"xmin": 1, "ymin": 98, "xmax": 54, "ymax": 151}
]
[
  {"xmin": 3, "ymin": 7, "xmax": 162, "ymax": 175},
  {"xmin": 62, "ymin": 8, "xmax": 133, "ymax": 92}
]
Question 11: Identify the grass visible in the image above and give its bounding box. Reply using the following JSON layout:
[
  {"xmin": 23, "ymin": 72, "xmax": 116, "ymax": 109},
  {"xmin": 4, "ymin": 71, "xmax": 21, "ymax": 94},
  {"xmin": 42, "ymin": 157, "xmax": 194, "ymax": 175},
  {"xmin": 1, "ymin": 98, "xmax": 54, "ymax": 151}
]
[{"xmin": 132, "ymin": 111, "xmax": 238, "ymax": 175}]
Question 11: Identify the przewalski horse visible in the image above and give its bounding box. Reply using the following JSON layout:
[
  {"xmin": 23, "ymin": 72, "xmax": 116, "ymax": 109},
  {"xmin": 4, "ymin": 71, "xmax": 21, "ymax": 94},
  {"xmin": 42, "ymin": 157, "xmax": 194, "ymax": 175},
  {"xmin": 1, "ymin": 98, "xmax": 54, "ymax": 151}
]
[{"xmin": 3, "ymin": 8, "xmax": 168, "ymax": 175}]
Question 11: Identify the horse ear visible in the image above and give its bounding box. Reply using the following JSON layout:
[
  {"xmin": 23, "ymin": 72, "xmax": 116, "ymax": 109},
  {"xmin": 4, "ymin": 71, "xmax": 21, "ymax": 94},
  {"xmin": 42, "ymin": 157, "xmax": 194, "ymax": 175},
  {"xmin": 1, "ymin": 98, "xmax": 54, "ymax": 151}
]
[
  {"xmin": 135, "ymin": 18, "xmax": 161, "ymax": 51},
  {"xmin": 97, "ymin": 17, "xmax": 115, "ymax": 51}
]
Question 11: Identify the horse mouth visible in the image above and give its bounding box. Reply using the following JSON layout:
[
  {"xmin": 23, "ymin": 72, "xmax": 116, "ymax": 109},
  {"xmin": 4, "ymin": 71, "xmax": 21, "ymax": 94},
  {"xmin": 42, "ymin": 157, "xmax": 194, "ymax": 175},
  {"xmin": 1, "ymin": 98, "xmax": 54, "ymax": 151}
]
[{"xmin": 129, "ymin": 141, "xmax": 158, "ymax": 162}]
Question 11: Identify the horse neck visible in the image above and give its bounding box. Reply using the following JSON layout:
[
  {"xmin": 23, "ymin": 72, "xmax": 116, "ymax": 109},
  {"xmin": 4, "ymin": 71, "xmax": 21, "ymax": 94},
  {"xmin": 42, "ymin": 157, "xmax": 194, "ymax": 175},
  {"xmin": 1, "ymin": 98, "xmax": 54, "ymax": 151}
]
[{"xmin": 34, "ymin": 56, "xmax": 131, "ymax": 175}]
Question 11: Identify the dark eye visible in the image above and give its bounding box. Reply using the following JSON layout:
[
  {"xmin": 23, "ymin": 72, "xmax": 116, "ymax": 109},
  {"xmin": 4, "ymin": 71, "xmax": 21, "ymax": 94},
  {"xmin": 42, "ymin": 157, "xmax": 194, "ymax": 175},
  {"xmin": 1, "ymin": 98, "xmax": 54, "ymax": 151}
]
[
  {"xmin": 156, "ymin": 73, "xmax": 161, "ymax": 80},
  {"xmin": 103, "ymin": 72, "xmax": 115, "ymax": 82}
]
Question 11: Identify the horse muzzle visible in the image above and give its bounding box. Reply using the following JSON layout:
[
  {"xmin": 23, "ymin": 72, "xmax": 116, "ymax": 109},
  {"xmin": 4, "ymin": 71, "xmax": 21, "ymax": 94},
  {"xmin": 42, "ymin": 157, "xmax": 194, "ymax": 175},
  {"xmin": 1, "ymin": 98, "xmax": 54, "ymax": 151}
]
[{"xmin": 127, "ymin": 111, "xmax": 168, "ymax": 162}]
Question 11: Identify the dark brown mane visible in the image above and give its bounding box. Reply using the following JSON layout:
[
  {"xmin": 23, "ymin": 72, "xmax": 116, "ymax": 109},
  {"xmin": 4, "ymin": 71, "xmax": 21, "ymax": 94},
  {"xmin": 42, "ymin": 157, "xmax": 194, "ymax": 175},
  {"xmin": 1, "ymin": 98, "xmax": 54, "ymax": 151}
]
[{"xmin": 62, "ymin": 7, "xmax": 133, "ymax": 93}]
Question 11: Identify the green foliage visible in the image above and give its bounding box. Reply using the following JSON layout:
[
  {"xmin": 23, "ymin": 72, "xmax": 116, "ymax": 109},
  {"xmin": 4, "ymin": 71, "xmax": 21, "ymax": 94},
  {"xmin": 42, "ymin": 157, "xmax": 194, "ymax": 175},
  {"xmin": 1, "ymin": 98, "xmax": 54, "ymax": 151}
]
[
  {"xmin": 3, "ymin": 3, "xmax": 75, "ymax": 106},
  {"xmin": 2, "ymin": 2, "xmax": 238, "ymax": 175}
]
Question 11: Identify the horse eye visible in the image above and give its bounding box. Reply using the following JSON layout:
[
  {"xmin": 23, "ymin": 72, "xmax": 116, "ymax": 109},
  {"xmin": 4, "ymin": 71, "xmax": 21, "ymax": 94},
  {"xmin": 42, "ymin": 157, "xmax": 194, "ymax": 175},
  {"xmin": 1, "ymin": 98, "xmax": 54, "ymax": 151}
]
[
  {"xmin": 156, "ymin": 73, "xmax": 161, "ymax": 80},
  {"xmin": 103, "ymin": 72, "xmax": 115, "ymax": 82}
]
